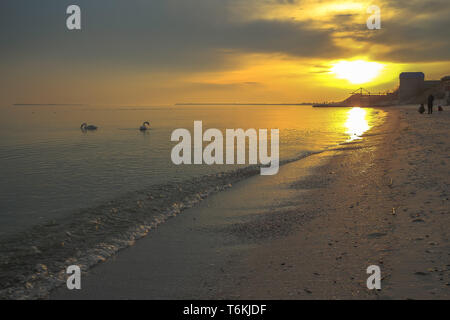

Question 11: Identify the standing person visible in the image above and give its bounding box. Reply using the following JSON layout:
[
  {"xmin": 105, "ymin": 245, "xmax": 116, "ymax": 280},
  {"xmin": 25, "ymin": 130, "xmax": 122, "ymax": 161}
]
[{"xmin": 427, "ymin": 94, "xmax": 434, "ymax": 114}]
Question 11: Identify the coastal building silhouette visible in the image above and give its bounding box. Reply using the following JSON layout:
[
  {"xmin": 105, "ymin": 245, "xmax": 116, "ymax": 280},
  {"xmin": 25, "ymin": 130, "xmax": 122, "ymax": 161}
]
[
  {"xmin": 314, "ymin": 72, "xmax": 450, "ymax": 107},
  {"xmin": 440, "ymin": 76, "xmax": 450, "ymax": 106},
  {"xmin": 398, "ymin": 72, "xmax": 446, "ymax": 104},
  {"xmin": 398, "ymin": 72, "xmax": 425, "ymax": 102}
]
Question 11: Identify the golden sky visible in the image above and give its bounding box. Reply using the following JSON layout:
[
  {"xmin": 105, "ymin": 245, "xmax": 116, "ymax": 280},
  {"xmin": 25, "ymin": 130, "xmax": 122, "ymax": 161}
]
[{"xmin": 1, "ymin": 0, "xmax": 449, "ymax": 105}]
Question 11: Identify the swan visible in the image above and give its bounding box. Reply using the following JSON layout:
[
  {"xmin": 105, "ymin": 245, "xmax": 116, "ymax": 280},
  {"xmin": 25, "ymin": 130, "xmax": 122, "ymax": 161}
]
[
  {"xmin": 80, "ymin": 123, "xmax": 98, "ymax": 131},
  {"xmin": 139, "ymin": 121, "xmax": 150, "ymax": 131}
]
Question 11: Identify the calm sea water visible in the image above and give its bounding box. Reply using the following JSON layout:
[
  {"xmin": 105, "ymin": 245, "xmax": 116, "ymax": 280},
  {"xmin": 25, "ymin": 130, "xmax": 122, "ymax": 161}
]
[
  {"xmin": 0, "ymin": 104, "xmax": 382, "ymax": 236},
  {"xmin": 0, "ymin": 104, "xmax": 386, "ymax": 298}
]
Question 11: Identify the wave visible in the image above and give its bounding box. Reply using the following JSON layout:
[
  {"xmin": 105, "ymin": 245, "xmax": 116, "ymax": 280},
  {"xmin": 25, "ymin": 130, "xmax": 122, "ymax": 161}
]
[{"xmin": 0, "ymin": 151, "xmax": 319, "ymax": 299}]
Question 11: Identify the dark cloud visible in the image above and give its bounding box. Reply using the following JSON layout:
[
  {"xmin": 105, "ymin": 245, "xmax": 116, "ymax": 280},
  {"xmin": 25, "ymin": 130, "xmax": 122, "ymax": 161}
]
[
  {"xmin": 331, "ymin": 0, "xmax": 450, "ymax": 63},
  {"xmin": 366, "ymin": 9, "xmax": 450, "ymax": 62},
  {"xmin": 0, "ymin": 0, "xmax": 340, "ymax": 73},
  {"xmin": 386, "ymin": 0, "xmax": 448, "ymax": 14}
]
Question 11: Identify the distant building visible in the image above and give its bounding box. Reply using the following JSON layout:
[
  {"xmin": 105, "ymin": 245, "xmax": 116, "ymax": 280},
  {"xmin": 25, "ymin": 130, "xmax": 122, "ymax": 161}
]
[
  {"xmin": 438, "ymin": 76, "xmax": 450, "ymax": 106},
  {"xmin": 398, "ymin": 72, "xmax": 450, "ymax": 104},
  {"xmin": 398, "ymin": 72, "xmax": 425, "ymax": 102},
  {"xmin": 331, "ymin": 72, "xmax": 450, "ymax": 107}
]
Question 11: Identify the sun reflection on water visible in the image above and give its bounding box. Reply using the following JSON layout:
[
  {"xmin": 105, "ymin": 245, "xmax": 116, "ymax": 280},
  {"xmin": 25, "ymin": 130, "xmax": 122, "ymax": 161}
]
[{"xmin": 345, "ymin": 107, "xmax": 370, "ymax": 141}]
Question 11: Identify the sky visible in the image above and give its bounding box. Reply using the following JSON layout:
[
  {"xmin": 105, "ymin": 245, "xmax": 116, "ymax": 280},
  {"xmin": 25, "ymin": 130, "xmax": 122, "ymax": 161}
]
[{"xmin": 0, "ymin": 0, "xmax": 449, "ymax": 105}]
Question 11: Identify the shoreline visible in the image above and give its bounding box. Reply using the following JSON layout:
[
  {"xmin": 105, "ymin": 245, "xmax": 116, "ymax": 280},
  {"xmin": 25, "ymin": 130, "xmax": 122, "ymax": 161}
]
[
  {"xmin": 0, "ymin": 150, "xmax": 323, "ymax": 299},
  {"xmin": 50, "ymin": 106, "xmax": 448, "ymax": 299},
  {"xmin": 212, "ymin": 105, "xmax": 449, "ymax": 299}
]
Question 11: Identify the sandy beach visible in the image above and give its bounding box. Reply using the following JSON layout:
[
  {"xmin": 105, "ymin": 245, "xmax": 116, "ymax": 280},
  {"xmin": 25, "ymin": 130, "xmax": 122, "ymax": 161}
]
[{"xmin": 51, "ymin": 105, "xmax": 449, "ymax": 300}]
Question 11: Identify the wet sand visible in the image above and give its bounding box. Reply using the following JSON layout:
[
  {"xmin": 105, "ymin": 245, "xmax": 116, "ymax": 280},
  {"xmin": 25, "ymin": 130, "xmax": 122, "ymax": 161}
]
[{"xmin": 52, "ymin": 106, "xmax": 449, "ymax": 299}]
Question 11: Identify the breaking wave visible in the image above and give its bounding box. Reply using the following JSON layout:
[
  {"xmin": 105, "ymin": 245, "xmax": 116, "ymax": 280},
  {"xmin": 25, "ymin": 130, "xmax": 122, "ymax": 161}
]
[{"xmin": 0, "ymin": 151, "xmax": 320, "ymax": 299}]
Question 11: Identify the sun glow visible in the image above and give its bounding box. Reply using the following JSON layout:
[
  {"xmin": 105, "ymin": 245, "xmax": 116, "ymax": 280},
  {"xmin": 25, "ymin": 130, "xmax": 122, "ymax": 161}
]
[{"xmin": 331, "ymin": 60, "xmax": 384, "ymax": 84}]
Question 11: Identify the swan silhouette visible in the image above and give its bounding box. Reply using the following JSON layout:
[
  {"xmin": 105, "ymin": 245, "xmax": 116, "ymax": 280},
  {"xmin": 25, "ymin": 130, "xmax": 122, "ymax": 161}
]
[
  {"xmin": 80, "ymin": 123, "xmax": 98, "ymax": 131},
  {"xmin": 139, "ymin": 121, "xmax": 150, "ymax": 131}
]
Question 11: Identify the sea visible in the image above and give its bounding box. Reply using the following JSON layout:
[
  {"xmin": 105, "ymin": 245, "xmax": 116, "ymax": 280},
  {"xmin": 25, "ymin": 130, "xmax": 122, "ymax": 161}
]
[{"xmin": 0, "ymin": 104, "xmax": 384, "ymax": 298}]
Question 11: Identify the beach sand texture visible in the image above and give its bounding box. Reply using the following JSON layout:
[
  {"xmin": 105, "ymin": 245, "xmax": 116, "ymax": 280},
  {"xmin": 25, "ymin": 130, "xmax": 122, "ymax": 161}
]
[{"xmin": 52, "ymin": 105, "xmax": 449, "ymax": 299}]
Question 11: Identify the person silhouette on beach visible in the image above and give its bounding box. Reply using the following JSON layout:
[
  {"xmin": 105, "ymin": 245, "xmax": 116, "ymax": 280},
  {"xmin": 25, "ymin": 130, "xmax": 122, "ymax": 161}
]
[
  {"xmin": 418, "ymin": 103, "xmax": 425, "ymax": 114},
  {"xmin": 427, "ymin": 94, "xmax": 434, "ymax": 114}
]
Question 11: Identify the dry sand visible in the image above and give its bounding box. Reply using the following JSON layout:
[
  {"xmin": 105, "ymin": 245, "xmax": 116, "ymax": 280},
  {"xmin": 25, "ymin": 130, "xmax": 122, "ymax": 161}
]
[{"xmin": 51, "ymin": 105, "xmax": 449, "ymax": 299}]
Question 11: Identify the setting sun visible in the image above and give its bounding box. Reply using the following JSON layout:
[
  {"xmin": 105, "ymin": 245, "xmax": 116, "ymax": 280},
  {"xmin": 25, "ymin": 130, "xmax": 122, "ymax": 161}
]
[{"xmin": 331, "ymin": 60, "xmax": 384, "ymax": 84}]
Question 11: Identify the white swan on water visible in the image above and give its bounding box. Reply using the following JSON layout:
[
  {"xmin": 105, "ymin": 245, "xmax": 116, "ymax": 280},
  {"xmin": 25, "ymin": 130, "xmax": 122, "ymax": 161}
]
[
  {"xmin": 139, "ymin": 121, "xmax": 150, "ymax": 131},
  {"xmin": 80, "ymin": 123, "xmax": 98, "ymax": 131}
]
